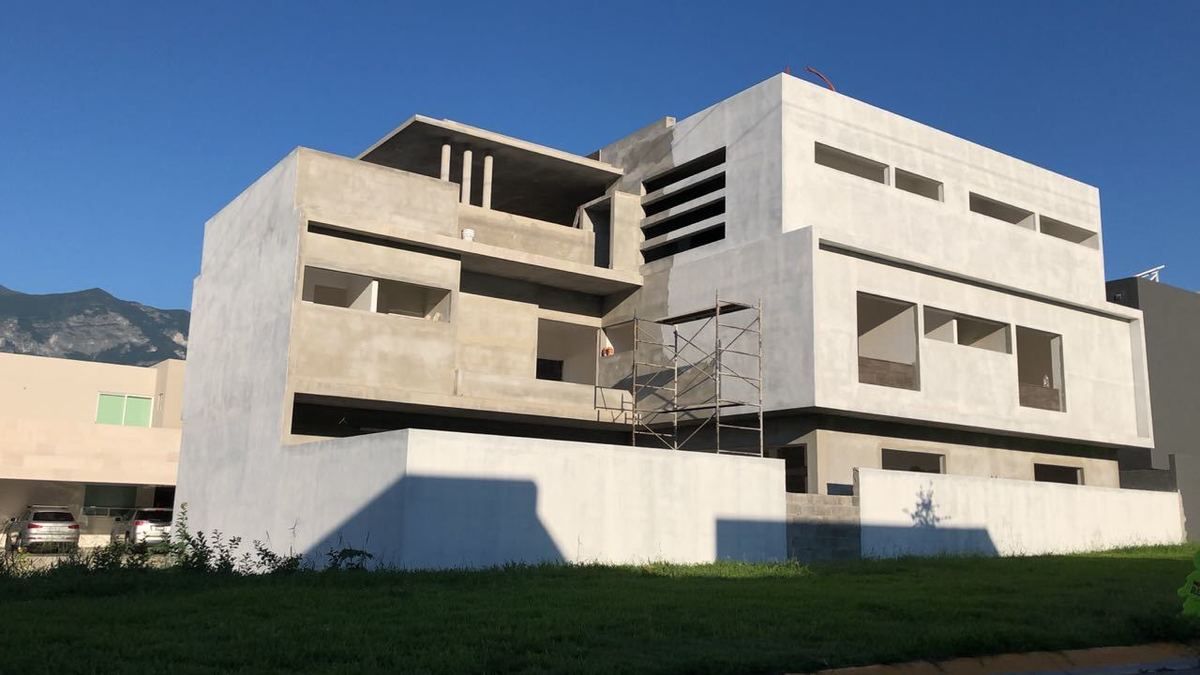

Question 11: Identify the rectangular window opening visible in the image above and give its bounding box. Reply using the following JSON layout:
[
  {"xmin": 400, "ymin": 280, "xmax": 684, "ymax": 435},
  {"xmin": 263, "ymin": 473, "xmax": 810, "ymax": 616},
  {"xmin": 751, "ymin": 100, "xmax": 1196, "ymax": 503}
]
[
  {"xmin": 96, "ymin": 393, "xmax": 153, "ymax": 427},
  {"xmin": 815, "ymin": 143, "xmax": 888, "ymax": 184},
  {"xmin": 894, "ymin": 168, "xmax": 943, "ymax": 201},
  {"xmin": 642, "ymin": 174, "xmax": 725, "ymax": 217},
  {"xmin": 302, "ymin": 266, "xmax": 450, "ymax": 322},
  {"xmin": 923, "ymin": 307, "xmax": 956, "ymax": 343},
  {"xmin": 377, "ymin": 279, "xmax": 451, "ymax": 322},
  {"xmin": 642, "ymin": 148, "xmax": 726, "ymax": 194},
  {"xmin": 955, "ymin": 315, "xmax": 1011, "ymax": 353},
  {"xmin": 882, "ymin": 449, "xmax": 944, "ymax": 474},
  {"xmin": 1016, "ymin": 326, "xmax": 1065, "ymax": 412},
  {"xmin": 1039, "ymin": 216, "xmax": 1099, "ymax": 249},
  {"xmin": 536, "ymin": 319, "xmax": 598, "ymax": 385},
  {"xmin": 776, "ymin": 445, "xmax": 808, "ymax": 494},
  {"xmin": 857, "ymin": 293, "xmax": 919, "ymax": 390},
  {"xmin": 1034, "ymin": 463, "xmax": 1082, "ymax": 485},
  {"xmin": 969, "ymin": 193, "xmax": 1035, "ymax": 230},
  {"xmin": 642, "ymin": 198, "xmax": 725, "ymax": 241},
  {"xmin": 642, "ymin": 224, "xmax": 725, "ymax": 263}
]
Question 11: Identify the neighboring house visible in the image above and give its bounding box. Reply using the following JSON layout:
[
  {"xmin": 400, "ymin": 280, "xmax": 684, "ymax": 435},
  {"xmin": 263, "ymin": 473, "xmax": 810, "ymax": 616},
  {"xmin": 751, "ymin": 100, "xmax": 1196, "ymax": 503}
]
[
  {"xmin": 175, "ymin": 74, "xmax": 1182, "ymax": 567},
  {"xmin": 1107, "ymin": 275, "xmax": 1200, "ymax": 540},
  {"xmin": 0, "ymin": 353, "xmax": 184, "ymax": 546}
]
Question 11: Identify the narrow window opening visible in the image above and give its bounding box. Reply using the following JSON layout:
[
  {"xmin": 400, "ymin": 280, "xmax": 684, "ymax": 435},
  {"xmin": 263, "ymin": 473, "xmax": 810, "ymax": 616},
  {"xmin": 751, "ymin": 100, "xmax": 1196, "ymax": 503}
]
[
  {"xmin": 642, "ymin": 148, "xmax": 726, "ymax": 194},
  {"xmin": 969, "ymin": 193, "xmax": 1036, "ymax": 230},
  {"xmin": 1034, "ymin": 463, "xmax": 1082, "ymax": 485},
  {"xmin": 894, "ymin": 169, "xmax": 943, "ymax": 201},
  {"xmin": 814, "ymin": 143, "xmax": 888, "ymax": 184},
  {"xmin": 642, "ymin": 224, "xmax": 725, "ymax": 263},
  {"xmin": 642, "ymin": 174, "xmax": 725, "ymax": 216},
  {"xmin": 882, "ymin": 449, "xmax": 945, "ymax": 474},
  {"xmin": 642, "ymin": 199, "xmax": 725, "ymax": 241},
  {"xmin": 1039, "ymin": 216, "xmax": 1099, "ymax": 249}
]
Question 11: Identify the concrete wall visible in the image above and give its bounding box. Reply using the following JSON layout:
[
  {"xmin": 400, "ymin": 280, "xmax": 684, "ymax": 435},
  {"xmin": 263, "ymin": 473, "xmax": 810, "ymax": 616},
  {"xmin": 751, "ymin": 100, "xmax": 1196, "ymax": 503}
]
[
  {"xmin": 857, "ymin": 468, "xmax": 1184, "ymax": 557},
  {"xmin": 0, "ymin": 352, "xmax": 182, "ymax": 486},
  {"xmin": 182, "ymin": 429, "xmax": 786, "ymax": 568},
  {"xmin": 811, "ymin": 428, "xmax": 1118, "ymax": 496}
]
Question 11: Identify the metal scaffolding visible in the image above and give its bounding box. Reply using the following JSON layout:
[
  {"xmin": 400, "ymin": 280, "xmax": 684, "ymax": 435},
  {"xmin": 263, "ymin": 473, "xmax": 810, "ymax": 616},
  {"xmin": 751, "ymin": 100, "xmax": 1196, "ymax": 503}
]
[{"xmin": 596, "ymin": 296, "xmax": 764, "ymax": 457}]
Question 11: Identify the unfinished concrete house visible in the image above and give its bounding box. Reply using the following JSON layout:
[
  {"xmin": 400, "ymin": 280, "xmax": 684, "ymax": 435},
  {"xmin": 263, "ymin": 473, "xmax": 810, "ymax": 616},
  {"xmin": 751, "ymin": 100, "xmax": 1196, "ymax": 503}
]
[{"xmin": 175, "ymin": 74, "xmax": 1183, "ymax": 567}]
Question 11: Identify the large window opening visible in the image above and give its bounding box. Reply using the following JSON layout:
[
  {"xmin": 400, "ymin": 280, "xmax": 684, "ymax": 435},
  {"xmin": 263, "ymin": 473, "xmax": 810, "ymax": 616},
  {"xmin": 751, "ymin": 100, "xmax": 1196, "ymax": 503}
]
[
  {"xmin": 1034, "ymin": 463, "xmax": 1082, "ymax": 485},
  {"xmin": 882, "ymin": 449, "xmax": 945, "ymax": 474},
  {"xmin": 535, "ymin": 319, "xmax": 598, "ymax": 385},
  {"xmin": 301, "ymin": 266, "xmax": 450, "ymax": 322},
  {"xmin": 969, "ymin": 192, "xmax": 1036, "ymax": 230},
  {"xmin": 923, "ymin": 307, "xmax": 1011, "ymax": 353},
  {"xmin": 1016, "ymin": 326, "xmax": 1065, "ymax": 411},
  {"xmin": 857, "ymin": 293, "xmax": 919, "ymax": 390},
  {"xmin": 815, "ymin": 143, "xmax": 888, "ymax": 184}
]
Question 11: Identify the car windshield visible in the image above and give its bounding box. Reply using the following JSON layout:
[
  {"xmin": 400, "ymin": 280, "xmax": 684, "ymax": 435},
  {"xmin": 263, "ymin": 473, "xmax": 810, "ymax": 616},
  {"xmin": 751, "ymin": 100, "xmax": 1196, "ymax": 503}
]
[
  {"xmin": 135, "ymin": 510, "xmax": 171, "ymax": 523},
  {"xmin": 32, "ymin": 512, "xmax": 75, "ymax": 522}
]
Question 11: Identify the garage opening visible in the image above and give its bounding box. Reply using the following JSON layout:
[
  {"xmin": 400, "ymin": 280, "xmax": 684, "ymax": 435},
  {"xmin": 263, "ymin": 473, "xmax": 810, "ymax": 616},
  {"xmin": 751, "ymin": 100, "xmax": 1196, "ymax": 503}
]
[{"xmin": 857, "ymin": 293, "xmax": 919, "ymax": 390}]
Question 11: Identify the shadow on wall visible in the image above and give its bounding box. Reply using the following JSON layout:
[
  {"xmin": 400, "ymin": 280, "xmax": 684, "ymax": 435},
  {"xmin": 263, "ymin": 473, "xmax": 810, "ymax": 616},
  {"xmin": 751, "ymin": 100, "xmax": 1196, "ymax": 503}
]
[
  {"xmin": 304, "ymin": 474, "xmax": 787, "ymax": 569},
  {"xmin": 306, "ymin": 475, "xmax": 564, "ymax": 569}
]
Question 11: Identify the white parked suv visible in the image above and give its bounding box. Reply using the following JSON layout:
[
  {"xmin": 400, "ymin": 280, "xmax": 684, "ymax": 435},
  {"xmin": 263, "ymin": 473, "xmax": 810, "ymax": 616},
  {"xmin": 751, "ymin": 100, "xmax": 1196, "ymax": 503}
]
[
  {"xmin": 4, "ymin": 506, "xmax": 81, "ymax": 553},
  {"xmin": 111, "ymin": 508, "xmax": 173, "ymax": 545}
]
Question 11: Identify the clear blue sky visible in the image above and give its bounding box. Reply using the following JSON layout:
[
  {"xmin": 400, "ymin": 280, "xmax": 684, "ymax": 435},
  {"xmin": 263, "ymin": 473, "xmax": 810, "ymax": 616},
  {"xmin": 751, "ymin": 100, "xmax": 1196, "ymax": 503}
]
[{"xmin": 1, "ymin": 1, "xmax": 1196, "ymax": 310}]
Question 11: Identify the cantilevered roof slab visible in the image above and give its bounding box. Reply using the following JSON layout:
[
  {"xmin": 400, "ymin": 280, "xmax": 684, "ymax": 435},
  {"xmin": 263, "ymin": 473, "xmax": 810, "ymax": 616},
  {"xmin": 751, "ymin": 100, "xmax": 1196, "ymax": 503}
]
[{"xmin": 359, "ymin": 116, "xmax": 622, "ymax": 226}]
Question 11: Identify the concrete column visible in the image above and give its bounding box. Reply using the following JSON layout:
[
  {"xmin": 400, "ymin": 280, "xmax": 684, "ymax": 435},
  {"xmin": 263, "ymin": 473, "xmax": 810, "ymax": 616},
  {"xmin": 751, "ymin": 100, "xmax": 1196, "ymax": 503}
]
[
  {"xmin": 460, "ymin": 149, "xmax": 473, "ymax": 205},
  {"xmin": 439, "ymin": 144, "xmax": 451, "ymax": 181},
  {"xmin": 482, "ymin": 154, "xmax": 494, "ymax": 209}
]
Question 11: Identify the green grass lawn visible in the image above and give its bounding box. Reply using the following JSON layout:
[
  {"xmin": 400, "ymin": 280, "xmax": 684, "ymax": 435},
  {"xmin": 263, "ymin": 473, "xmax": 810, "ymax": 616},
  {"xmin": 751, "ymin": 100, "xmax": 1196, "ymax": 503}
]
[{"xmin": 1, "ymin": 546, "xmax": 1197, "ymax": 674}]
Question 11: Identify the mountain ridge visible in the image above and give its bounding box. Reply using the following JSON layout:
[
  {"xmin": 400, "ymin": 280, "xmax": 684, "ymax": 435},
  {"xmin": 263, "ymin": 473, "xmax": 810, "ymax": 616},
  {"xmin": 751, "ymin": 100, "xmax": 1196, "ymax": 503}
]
[{"xmin": 0, "ymin": 285, "xmax": 189, "ymax": 367}]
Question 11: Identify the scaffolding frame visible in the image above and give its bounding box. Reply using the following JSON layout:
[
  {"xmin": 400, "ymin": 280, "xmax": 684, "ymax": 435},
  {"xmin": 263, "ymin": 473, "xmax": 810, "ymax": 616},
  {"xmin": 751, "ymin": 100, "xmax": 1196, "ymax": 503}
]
[{"xmin": 595, "ymin": 295, "xmax": 764, "ymax": 457}]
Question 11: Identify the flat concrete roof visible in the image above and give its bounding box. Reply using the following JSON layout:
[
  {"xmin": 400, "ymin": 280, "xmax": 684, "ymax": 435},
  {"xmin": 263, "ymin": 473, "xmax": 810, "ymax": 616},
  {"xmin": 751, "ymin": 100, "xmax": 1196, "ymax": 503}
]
[{"xmin": 359, "ymin": 116, "xmax": 622, "ymax": 225}]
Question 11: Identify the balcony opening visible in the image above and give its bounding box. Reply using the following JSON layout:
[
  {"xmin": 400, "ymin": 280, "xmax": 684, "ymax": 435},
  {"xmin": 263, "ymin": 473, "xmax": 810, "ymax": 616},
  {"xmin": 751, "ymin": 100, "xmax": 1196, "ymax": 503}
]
[
  {"xmin": 857, "ymin": 293, "xmax": 919, "ymax": 390},
  {"xmin": 894, "ymin": 168, "xmax": 943, "ymax": 201},
  {"xmin": 377, "ymin": 278, "xmax": 451, "ymax": 322},
  {"xmin": 302, "ymin": 267, "xmax": 374, "ymax": 310},
  {"xmin": 923, "ymin": 307, "xmax": 956, "ymax": 343},
  {"xmin": 536, "ymin": 319, "xmax": 597, "ymax": 385},
  {"xmin": 969, "ymin": 193, "xmax": 1035, "ymax": 230},
  {"xmin": 882, "ymin": 449, "xmax": 944, "ymax": 474},
  {"xmin": 815, "ymin": 143, "xmax": 888, "ymax": 184},
  {"xmin": 1016, "ymin": 326, "xmax": 1065, "ymax": 411},
  {"xmin": 302, "ymin": 266, "xmax": 450, "ymax": 322},
  {"xmin": 1034, "ymin": 463, "xmax": 1082, "ymax": 485},
  {"xmin": 1040, "ymin": 216, "xmax": 1099, "ymax": 249}
]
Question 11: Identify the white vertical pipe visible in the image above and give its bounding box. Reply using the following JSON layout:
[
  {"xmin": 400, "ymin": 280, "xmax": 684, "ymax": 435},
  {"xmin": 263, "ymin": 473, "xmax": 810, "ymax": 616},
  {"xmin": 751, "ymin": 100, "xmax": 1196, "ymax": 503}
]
[
  {"xmin": 460, "ymin": 149, "xmax": 473, "ymax": 204},
  {"xmin": 439, "ymin": 143, "xmax": 451, "ymax": 181},
  {"xmin": 482, "ymin": 154, "xmax": 494, "ymax": 209}
]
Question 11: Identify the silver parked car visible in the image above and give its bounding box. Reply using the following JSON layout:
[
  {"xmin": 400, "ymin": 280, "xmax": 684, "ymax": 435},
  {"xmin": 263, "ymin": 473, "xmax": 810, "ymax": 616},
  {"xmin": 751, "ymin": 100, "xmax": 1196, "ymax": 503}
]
[
  {"xmin": 111, "ymin": 508, "xmax": 173, "ymax": 545},
  {"xmin": 4, "ymin": 506, "xmax": 81, "ymax": 553}
]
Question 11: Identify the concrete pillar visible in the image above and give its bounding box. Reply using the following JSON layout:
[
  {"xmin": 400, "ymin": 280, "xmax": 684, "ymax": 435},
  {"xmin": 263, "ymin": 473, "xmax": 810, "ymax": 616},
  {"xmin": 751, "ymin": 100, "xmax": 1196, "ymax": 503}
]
[
  {"xmin": 482, "ymin": 154, "xmax": 494, "ymax": 209},
  {"xmin": 460, "ymin": 149, "xmax": 473, "ymax": 205},
  {"xmin": 439, "ymin": 144, "xmax": 451, "ymax": 181}
]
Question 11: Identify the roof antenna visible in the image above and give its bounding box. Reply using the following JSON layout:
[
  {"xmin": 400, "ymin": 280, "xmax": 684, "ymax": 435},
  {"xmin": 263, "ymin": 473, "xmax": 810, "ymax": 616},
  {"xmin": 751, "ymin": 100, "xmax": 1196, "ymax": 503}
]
[
  {"xmin": 805, "ymin": 66, "xmax": 836, "ymax": 92},
  {"xmin": 1136, "ymin": 265, "xmax": 1165, "ymax": 282}
]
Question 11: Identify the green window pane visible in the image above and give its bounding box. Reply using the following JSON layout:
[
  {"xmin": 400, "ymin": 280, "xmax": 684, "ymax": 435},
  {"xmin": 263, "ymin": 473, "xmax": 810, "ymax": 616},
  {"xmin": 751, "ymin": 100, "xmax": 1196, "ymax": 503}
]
[
  {"xmin": 96, "ymin": 394, "xmax": 125, "ymax": 425},
  {"xmin": 123, "ymin": 396, "xmax": 152, "ymax": 427}
]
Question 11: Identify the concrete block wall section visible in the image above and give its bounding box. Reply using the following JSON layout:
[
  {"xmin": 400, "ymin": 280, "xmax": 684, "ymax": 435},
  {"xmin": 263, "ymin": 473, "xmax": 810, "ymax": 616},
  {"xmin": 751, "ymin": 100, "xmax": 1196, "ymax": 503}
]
[{"xmin": 786, "ymin": 493, "xmax": 862, "ymax": 563}]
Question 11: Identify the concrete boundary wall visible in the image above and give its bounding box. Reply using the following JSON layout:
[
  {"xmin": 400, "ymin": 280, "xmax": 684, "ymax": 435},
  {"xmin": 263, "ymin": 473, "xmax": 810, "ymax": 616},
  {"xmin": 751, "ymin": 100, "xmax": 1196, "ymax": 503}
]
[
  {"xmin": 225, "ymin": 430, "xmax": 786, "ymax": 569},
  {"xmin": 857, "ymin": 468, "xmax": 1185, "ymax": 558}
]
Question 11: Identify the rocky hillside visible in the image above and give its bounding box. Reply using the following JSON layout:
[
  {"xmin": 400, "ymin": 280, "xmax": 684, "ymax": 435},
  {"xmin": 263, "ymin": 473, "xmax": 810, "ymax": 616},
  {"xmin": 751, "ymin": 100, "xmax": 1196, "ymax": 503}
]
[{"xmin": 0, "ymin": 285, "xmax": 188, "ymax": 366}]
